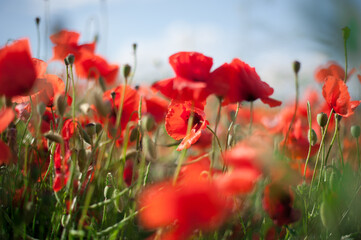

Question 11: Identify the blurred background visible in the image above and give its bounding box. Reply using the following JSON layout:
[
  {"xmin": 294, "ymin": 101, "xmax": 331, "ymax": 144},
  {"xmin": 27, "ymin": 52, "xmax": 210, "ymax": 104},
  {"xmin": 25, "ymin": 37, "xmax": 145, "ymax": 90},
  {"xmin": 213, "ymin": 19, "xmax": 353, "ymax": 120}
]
[{"xmin": 1, "ymin": 0, "xmax": 360, "ymax": 101}]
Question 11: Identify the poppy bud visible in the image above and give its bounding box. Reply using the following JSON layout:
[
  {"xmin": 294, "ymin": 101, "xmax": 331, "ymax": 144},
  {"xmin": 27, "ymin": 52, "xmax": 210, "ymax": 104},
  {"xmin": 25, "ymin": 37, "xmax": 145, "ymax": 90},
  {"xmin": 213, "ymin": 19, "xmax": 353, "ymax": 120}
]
[
  {"xmin": 66, "ymin": 54, "xmax": 75, "ymax": 65},
  {"xmin": 37, "ymin": 102, "xmax": 46, "ymax": 117},
  {"xmin": 351, "ymin": 125, "xmax": 360, "ymax": 138},
  {"xmin": 64, "ymin": 58, "xmax": 69, "ymax": 66},
  {"xmin": 44, "ymin": 132, "xmax": 64, "ymax": 144},
  {"xmin": 144, "ymin": 134, "xmax": 156, "ymax": 160},
  {"xmin": 320, "ymin": 199, "xmax": 339, "ymax": 231},
  {"xmin": 94, "ymin": 92, "xmax": 111, "ymax": 117},
  {"xmin": 35, "ymin": 17, "xmax": 40, "ymax": 25},
  {"xmin": 95, "ymin": 123, "xmax": 102, "ymax": 134},
  {"xmin": 98, "ymin": 77, "xmax": 106, "ymax": 92},
  {"xmin": 142, "ymin": 115, "xmax": 155, "ymax": 132},
  {"xmin": 317, "ymin": 112, "xmax": 328, "ymax": 127},
  {"xmin": 293, "ymin": 61, "xmax": 301, "ymax": 74},
  {"xmin": 85, "ymin": 123, "xmax": 96, "ymax": 136},
  {"xmin": 123, "ymin": 64, "xmax": 131, "ymax": 79},
  {"xmin": 78, "ymin": 125, "xmax": 92, "ymax": 145},
  {"xmin": 129, "ymin": 126, "xmax": 139, "ymax": 142},
  {"xmin": 132, "ymin": 43, "xmax": 137, "ymax": 52},
  {"xmin": 56, "ymin": 94, "xmax": 67, "ymax": 116},
  {"xmin": 308, "ymin": 129, "xmax": 317, "ymax": 146},
  {"xmin": 78, "ymin": 149, "xmax": 86, "ymax": 172}
]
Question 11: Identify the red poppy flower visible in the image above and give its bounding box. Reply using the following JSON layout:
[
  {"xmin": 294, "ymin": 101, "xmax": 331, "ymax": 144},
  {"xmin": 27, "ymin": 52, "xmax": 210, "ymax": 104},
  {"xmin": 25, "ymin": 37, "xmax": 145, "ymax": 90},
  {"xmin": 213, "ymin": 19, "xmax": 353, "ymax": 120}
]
[
  {"xmin": 100, "ymin": 85, "xmax": 140, "ymax": 141},
  {"xmin": 262, "ymin": 182, "xmax": 300, "ymax": 226},
  {"xmin": 13, "ymin": 58, "xmax": 71, "ymax": 108},
  {"xmin": 50, "ymin": 29, "xmax": 119, "ymax": 84},
  {"xmin": 209, "ymin": 59, "xmax": 281, "ymax": 107},
  {"xmin": 0, "ymin": 39, "xmax": 36, "ymax": 98},
  {"xmin": 153, "ymin": 52, "xmax": 213, "ymax": 102},
  {"xmin": 314, "ymin": 61, "xmax": 354, "ymax": 83},
  {"xmin": 123, "ymin": 159, "xmax": 134, "ymax": 186},
  {"xmin": 76, "ymin": 51, "xmax": 119, "ymax": 84},
  {"xmin": 222, "ymin": 141, "xmax": 263, "ymax": 170},
  {"xmin": 280, "ymin": 120, "xmax": 319, "ymax": 160},
  {"xmin": 0, "ymin": 107, "xmax": 15, "ymax": 133},
  {"xmin": 165, "ymin": 100, "xmax": 209, "ymax": 151},
  {"xmin": 0, "ymin": 140, "xmax": 11, "ymax": 165},
  {"xmin": 138, "ymin": 176, "xmax": 231, "ymax": 239},
  {"xmin": 53, "ymin": 142, "xmax": 71, "ymax": 192},
  {"xmin": 322, "ymin": 76, "xmax": 361, "ymax": 117},
  {"xmin": 215, "ymin": 168, "xmax": 261, "ymax": 196},
  {"xmin": 50, "ymin": 30, "xmax": 96, "ymax": 63},
  {"xmin": 136, "ymin": 86, "xmax": 169, "ymax": 123}
]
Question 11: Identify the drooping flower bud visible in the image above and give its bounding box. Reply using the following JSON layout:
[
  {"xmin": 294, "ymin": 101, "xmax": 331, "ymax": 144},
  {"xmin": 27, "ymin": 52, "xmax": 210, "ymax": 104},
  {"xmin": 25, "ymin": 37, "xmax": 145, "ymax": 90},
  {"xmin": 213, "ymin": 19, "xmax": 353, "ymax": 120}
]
[{"xmin": 308, "ymin": 129, "xmax": 317, "ymax": 146}]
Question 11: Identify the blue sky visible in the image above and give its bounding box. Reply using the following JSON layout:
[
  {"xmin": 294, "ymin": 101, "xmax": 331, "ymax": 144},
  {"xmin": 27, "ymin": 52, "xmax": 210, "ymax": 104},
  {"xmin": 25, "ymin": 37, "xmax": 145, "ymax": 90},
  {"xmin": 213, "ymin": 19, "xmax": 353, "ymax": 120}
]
[{"xmin": 1, "ymin": 0, "xmax": 360, "ymax": 100}]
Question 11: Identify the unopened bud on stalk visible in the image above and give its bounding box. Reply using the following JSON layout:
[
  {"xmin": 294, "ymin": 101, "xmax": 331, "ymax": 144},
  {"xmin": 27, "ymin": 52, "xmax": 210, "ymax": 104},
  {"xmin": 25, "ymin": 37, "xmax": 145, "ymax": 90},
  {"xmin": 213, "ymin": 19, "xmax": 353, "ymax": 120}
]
[
  {"xmin": 308, "ymin": 129, "xmax": 317, "ymax": 146},
  {"xmin": 94, "ymin": 92, "xmax": 111, "ymax": 117},
  {"xmin": 293, "ymin": 61, "xmax": 301, "ymax": 74},
  {"xmin": 37, "ymin": 102, "xmax": 46, "ymax": 117},
  {"xmin": 56, "ymin": 94, "xmax": 67, "ymax": 116},
  {"xmin": 123, "ymin": 64, "xmax": 131, "ymax": 79},
  {"xmin": 351, "ymin": 125, "xmax": 360, "ymax": 138},
  {"xmin": 129, "ymin": 126, "xmax": 139, "ymax": 142},
  {"xmin": 44, "ymin": 132, "xmax": 64, "ymax": 144},
  {"xmin": 317, "ymin": 112, "xmax": 328, "ymax": 127},
  {"xmin": 64, "ymin": 58, "xmax": 69, "ymax": 66},
  {"xmin": 142, "ymin": 115, "xmax": 155, "ymax": 132},
  {"xmin": 85, "ymin": 123, "xmax": 97, "ymax": 136},
  {"xmin": 335, "ymin": 114, "xmax": 342, "ymax": 122},
  {"xmin": 66, "ymin": 54, "xmax": 75, "ymax": 65},
  {"xmin": 132, "ymin": 43, "xmax": 137, "ymax": 52},
  {"xmin": 35, "ymin": 17, "xmax": 40, "ymax": 25}
]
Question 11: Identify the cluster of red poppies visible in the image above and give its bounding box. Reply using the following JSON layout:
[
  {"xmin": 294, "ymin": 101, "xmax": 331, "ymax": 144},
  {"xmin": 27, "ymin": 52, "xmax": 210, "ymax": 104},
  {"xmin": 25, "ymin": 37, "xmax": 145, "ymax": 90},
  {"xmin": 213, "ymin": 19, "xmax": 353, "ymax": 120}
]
[{"xmin": 0, "ymin": 29, "xmax": 360, "ymax": 239}]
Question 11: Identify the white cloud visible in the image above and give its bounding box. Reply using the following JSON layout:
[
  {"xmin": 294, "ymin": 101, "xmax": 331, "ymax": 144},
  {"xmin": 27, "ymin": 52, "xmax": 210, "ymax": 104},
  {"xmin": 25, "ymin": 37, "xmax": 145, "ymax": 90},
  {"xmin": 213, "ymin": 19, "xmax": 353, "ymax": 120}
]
[{"xmin": 114, "ymin": 21, "xmax": 231, "ymax": 85}]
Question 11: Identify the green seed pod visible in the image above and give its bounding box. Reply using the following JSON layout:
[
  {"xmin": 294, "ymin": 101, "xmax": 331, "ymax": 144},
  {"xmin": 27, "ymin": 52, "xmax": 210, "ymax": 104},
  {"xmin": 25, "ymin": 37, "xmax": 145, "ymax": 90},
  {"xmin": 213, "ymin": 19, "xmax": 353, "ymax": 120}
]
[
  {"xmin": 351, "ymin": 125, "xmax": 360, "ymax": 138},
  {"xmin": 293, "ymin": 61, "xmax": 301, "ymax": 74},
  {"xmin": 317, "ymin": 112, "xmax": 328, "ymax": 128},
  {"xmin": 308, "ymin": 129, "xmax": 317, "ymax": 146}
]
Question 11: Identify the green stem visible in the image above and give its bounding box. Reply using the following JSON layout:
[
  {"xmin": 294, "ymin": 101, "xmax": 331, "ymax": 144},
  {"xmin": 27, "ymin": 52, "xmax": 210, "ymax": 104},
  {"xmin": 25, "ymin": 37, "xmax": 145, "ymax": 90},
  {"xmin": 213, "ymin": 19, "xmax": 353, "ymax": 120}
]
[
  {"xmin": 283, "ymin": 69, "xmax": 299, "ymax": 152},
  {"xmin": 226, "ymin": 102, "xmax": 240, "ymax": 150},
  {"xmin": 304, "ymin": 102, "xmax": 312, "ymax": 178},
  {"xmin": 249, "ymin": 101, "xmax": 254, "ymax": 135},
  {"xmin": 309, "ymin": 108, "xmax": 334, "ymax": 197}
]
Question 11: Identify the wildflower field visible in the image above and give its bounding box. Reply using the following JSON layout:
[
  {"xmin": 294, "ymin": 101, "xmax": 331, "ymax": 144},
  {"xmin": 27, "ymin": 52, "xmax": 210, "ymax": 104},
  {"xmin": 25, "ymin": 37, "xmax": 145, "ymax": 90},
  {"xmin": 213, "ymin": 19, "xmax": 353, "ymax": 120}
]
[{"xmin": 0, "ymin": 14, "xmax": 361, "ymax": 240}]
